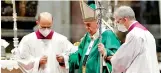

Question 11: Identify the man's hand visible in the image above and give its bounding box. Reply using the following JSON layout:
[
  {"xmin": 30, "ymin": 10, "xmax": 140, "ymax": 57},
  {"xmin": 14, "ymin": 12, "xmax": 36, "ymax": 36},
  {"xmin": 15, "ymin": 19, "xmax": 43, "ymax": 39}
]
[
  {"xmin": 56, "ymin": 55, "xmax": 65, "ymax": 67},
  {"xmin": 56, "ymin": 55, "xmax": 64, "ymax": 63},
  {"xmin": 39, "ymin": 55, "xmax": 48, "ymax": 65},
  {"xmin": 98, "ymin": 43, "xmax": 106, "ymax": 55},
  {"xmin": 105, "ymin": 56, "xmax": 113, "ymax": 61}
]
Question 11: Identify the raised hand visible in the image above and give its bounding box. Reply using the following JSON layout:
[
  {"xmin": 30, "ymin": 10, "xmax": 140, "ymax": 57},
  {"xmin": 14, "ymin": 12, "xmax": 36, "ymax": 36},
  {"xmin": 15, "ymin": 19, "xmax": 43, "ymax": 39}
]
[{"xmin": 98, "ymin": 43, "xmax": 106, "ymax": 56}]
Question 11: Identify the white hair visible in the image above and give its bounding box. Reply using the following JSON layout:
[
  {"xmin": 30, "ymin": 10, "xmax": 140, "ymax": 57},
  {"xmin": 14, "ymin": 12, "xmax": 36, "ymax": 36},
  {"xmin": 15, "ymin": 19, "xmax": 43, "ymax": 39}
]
[{"xmin": 114, "ymin": 6, "xmax": 136, "ymax": 20}]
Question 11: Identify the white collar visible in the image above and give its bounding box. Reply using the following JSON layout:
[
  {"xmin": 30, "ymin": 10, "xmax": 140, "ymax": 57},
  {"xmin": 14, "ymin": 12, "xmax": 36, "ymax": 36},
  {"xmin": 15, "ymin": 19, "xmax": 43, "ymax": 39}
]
[{"xmin": 91, "ymin": 27, "xmax": 106, "ymax": 40}]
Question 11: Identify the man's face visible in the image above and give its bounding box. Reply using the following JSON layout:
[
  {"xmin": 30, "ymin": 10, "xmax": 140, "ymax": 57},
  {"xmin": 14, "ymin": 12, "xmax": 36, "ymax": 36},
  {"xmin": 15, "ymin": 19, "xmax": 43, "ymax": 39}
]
[
  {"xmin": 114, "ymin": 15, "xmax": 128, "ymax": 32},
  {"xmin": 37, "ymin": 17, "xmax": 53, "ymax": 29},
  {"xmin": 114, "ymin": 16, "xmax": 125, "ymax": 26},
  {"xmin": 84, "ymin": 20, "xmax": 98, "ymax": 35}
]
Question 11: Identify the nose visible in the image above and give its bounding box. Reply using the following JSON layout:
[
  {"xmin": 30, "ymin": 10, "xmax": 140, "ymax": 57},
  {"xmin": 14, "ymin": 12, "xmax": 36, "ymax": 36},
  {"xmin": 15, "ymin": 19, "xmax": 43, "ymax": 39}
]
[
  {"xmin": 114, "ymin": 20, "xmax": 118, "ymax": 24},
  {"xmin": 85, "ymin": 26, "xmax": 89, "ymax": 29},
  {"xmin": 45, "ymin": 28, "xmax": 48, "ymax": 30},
  {"xmin": 113, "ymin": 20, "xmax": 118, "ymax": 24},
  {"xmin": 114, "ymin": 19, "xmax": 116, "ymax": 23},
  {"xmin": 85, "ymin": 26, "xmax": 90, "ymax": 31}
]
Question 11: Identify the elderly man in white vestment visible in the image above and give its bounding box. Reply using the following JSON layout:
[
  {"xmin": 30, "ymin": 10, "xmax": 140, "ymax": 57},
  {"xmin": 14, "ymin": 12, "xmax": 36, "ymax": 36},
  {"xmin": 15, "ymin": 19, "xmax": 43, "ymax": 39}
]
[
  {"xmin": 15, "ymin": 12, "xmax": 74, "ymax": 73},
  {"xmin": 110, "ymin": 6, "xmax": 159, "ymax": 73}
]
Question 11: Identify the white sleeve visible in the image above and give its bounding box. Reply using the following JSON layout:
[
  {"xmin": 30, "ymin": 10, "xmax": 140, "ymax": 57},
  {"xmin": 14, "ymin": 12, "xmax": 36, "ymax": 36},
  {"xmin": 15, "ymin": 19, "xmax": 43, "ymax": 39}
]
[
  {"xmin": 15, "ymin": 36, "xmax": 40, "ymax": 73},
  {"xmin": 61, "ymin": 39, "xmax": 74, "ymax": 69},
  {"xmin": 111, "ymin": 34, "xmax": 143, "ymax": 73}
]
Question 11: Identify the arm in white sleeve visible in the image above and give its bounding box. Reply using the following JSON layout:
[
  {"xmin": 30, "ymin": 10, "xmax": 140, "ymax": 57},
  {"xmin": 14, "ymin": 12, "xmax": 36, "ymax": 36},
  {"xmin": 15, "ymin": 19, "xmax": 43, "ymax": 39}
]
[
  {"xmin": 111, "ymin": 34, "xmax": 143, "ymax": 73},
  {"xmin": 61, "ymin": 38, "xmax": 74, "ymax": 69},
  {"xmin": 16, "ymin": 36, "xmax": 41, "ymax": 73}
]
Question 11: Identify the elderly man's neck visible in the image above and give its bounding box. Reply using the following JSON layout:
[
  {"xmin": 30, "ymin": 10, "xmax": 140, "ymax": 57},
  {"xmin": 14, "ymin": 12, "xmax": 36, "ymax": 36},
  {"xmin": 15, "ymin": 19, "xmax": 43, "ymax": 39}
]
[{"xmin": 125, "ymin": 20, "xmax": 137, "ymax": 29}]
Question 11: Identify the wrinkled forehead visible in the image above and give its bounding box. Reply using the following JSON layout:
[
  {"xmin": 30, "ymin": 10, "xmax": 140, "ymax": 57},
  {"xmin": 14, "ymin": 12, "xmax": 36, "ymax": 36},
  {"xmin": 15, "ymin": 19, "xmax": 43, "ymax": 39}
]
[{"xmin": 84, "ymin": 20, "xmax": 97, "ymax": 25}]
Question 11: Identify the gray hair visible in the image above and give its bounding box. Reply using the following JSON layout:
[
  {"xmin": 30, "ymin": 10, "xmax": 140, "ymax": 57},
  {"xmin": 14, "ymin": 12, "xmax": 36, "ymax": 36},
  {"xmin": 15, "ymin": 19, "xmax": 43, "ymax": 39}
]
[{"xmin": 114, "ymin": 6, "xmax": 136, "ymax": 20}]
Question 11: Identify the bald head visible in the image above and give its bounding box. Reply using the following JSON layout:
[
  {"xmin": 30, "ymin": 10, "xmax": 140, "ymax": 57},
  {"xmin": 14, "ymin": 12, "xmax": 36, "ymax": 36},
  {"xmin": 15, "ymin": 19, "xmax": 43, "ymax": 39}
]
[
  {"xmin": 36, "ymin": 12, "xmax": 53, "ymax": 28},
  {"xmin": 38, "ymin": 12, "xmax": 53, "ymax": 21}
]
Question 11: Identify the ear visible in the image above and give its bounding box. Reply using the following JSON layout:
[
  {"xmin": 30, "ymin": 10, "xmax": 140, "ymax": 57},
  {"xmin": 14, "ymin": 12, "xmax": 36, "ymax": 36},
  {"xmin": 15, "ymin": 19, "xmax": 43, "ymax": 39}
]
[
  {"xmin": 124, "ymin": 18, "xmax": 128, "ymax": 22},
  {"xmin": 36, "ymin": 20, "xmax": 39, "ymax": 25}
]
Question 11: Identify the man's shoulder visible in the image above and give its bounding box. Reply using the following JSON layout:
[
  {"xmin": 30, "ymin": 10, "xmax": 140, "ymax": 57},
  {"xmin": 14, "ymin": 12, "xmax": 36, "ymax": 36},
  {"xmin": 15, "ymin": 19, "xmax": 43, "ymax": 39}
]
[
  {"xmin": 54, "ymin": 32, "xmax": 67, "ymax": 39},
  {"xmin": 22, "ymin": 32, "xmax": 36, "ymax": 40},
  {"xmin": 19, "ymin": 32, "xmax": 36, "ymax": 43},
  {"xmin": 129, "ymin": 27, "xmax": 145, "ymax": 39},
  {"xmin": 102, "ymin": 30, "xmax": 116, "ymax": 37}
]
